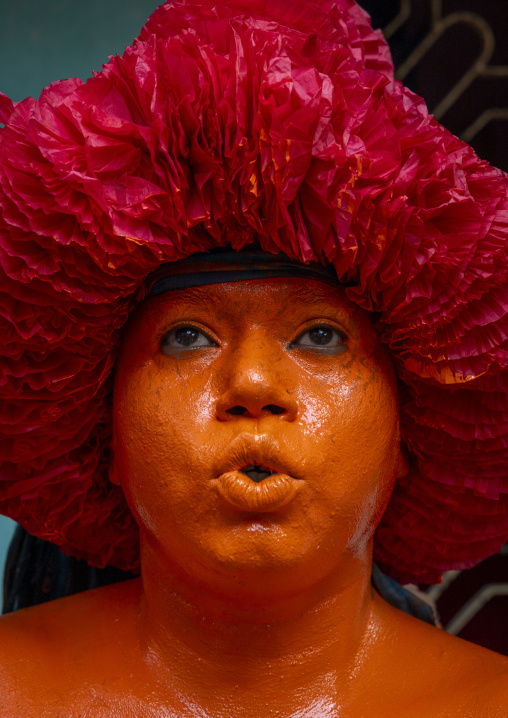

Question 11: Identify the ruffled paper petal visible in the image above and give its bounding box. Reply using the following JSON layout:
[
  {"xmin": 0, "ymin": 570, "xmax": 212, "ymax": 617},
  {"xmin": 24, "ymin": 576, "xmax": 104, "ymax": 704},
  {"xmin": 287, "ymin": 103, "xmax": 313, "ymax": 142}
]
[
  {"xmin": 0, "ymin": 93, "xmax": 15, "ymax": 126},
  {"xmin": 0, "ymin": 0, "xmax": 507, "ymax": 582}
]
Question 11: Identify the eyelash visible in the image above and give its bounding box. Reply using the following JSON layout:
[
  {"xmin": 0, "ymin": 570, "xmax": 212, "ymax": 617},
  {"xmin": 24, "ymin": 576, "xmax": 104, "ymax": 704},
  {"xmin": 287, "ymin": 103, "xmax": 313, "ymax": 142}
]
[
  {"xmin": 160, "ymin": 324, "xmax": 217, "ymax": 353},
  {"xmin": 159, "ymin": 322, "xmax": 348, "ymax": 354},
  {"xmin": 290, "ymin": 323, "xmax": 348, "ymax": 350}
]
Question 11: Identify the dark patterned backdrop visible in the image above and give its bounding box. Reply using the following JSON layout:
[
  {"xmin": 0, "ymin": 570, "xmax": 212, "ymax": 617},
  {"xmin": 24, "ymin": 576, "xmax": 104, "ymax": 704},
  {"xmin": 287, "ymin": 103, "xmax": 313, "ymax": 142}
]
[{"xmin": 358, "ymin": 0, "xmax": 508, "ymax": 172}]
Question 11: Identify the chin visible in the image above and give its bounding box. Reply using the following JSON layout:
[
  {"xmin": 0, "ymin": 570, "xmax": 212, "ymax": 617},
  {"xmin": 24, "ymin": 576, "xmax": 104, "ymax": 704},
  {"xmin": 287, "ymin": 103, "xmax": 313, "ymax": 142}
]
[{"xmin": 143, "ymin": 515, "xmax": 364, "ymax": 602}]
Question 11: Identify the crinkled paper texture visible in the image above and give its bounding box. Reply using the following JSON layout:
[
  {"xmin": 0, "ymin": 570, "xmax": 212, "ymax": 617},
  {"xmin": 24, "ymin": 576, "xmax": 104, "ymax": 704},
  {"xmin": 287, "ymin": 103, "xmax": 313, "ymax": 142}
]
[{"xmin": 0, "ymin": 0, "xmax": 507, "ymax": 583}]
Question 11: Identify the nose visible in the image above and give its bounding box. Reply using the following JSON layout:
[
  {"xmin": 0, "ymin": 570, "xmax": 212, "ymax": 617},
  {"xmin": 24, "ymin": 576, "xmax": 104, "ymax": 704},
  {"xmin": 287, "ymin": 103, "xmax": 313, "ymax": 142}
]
[{"xmin": 216, "ymin": 333, "xmax": 298, "ymax": 422}]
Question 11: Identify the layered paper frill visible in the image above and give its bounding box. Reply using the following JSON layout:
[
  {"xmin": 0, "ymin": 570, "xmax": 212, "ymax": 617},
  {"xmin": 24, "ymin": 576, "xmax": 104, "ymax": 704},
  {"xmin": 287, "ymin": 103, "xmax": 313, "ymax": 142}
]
[{"xmin": 0, "ymin": 0, "xmax": 507, "ymax": 583}]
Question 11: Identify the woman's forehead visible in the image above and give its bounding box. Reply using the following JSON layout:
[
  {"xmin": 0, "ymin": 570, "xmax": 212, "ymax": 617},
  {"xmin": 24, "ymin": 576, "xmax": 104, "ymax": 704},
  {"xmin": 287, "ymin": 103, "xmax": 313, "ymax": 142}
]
[{"xmin": 142, "ymin": 277, "xmax": 369, "ymax": 324}]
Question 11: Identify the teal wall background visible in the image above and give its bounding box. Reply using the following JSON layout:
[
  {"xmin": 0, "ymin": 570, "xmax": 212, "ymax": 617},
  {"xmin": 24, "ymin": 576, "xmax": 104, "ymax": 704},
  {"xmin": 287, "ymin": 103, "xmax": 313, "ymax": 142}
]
[
  {"xmin": 1, "ymin": 0, "xmax": 159, "ymax": 101},
  {"xmin": 0, "ymin": 0, "xmax": 159, "ymax": 606}
]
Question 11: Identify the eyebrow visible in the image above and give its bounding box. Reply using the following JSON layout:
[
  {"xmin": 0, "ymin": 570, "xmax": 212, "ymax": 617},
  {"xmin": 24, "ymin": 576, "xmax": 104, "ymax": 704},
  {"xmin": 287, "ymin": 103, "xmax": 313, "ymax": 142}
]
[
  {"xmin": 162, "ymin": 282, "xmax": 349, "ymax": 308},
  {"xmin": 282, "ymin": 284, "xmax": 348, "ymax": 305},
  {"xmin": 152, "ymin": 280, "xmax": 364, "ymax": 333},
  {"xmin": 161, "ymin": 286, "xmax": 224, "ymax": 309}
]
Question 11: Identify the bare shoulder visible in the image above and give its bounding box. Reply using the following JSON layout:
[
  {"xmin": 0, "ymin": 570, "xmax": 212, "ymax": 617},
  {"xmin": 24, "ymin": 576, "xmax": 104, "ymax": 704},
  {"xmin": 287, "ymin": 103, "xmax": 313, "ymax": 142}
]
[
  {"xmin": 0, "ymin": 579, "xmax": 143, "ymax": 718},
  {"xmin": 372, "ymin": 596, "xmax": 508, "ymax": 717},
  {"xmin": 429, "ymin": 630, "xmax": 508, "ymax": 717},
  {"xmin": 434, "ymin": 626, "xmax": 508, "ymax": 703},
  {"xmin": 0, "ymin": 577, "xmax": 140, "ymax": 651}
]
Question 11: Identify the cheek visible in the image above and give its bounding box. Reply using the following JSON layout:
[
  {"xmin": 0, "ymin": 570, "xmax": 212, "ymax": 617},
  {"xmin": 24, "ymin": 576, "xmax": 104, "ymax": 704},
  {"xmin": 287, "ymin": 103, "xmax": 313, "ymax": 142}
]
[
  {"xmin": 112, "ymin": 362, "xmax": 220, "ymax": 526},
  {"xmin": 297, "ymin": 364, "xmax": 399, "ymax": 530},
  {"xmin": 116, "ymin": 356, "xmax": 212, "ymax": 448},
  {"xmin": 112, "ymin": 367, "xmax": 176, "ymax": 507},
  {"xmin": 300, "ymin": 357, "xmax": 398, "ymax": 455}
]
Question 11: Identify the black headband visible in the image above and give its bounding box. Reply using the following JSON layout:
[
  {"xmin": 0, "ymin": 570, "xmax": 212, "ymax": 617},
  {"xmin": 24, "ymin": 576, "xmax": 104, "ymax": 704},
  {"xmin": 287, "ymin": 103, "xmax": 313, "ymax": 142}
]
[{"xmin": 147, "ymin": 250, "xmax": 340, "ymax": 296}]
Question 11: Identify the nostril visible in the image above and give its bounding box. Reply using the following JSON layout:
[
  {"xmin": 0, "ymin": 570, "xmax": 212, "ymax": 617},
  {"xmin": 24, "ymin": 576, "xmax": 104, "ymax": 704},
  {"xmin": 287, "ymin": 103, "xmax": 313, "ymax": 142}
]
[
  {"xmin": 224, "ymin": 404, "xmax": 286, "ymax": 417},
  {"xmin": 226, "ymin": 406, "xmax": 247, "ymax": 416},
  {"xmin": 263, "ymin": 404, "xmax": 285, "ymax": 415}
]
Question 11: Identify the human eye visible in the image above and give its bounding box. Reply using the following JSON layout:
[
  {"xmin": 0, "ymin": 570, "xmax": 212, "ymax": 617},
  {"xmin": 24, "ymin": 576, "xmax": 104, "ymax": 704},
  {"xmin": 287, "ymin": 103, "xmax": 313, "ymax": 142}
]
[
  {"xmin": 161, "ymin": 325, "xmax": 218, "ymax": 354},
  {"xmin": 291, "ymin": 324, "xmax": 347, "ymax": 353}
]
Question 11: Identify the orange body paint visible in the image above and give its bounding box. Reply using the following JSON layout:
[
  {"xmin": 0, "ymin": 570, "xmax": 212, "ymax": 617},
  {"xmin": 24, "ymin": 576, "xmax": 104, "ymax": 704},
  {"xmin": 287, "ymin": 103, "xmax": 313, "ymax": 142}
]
[{"xmin": 0, "ymin": 278, "xmax": 507, "ymax": 716}]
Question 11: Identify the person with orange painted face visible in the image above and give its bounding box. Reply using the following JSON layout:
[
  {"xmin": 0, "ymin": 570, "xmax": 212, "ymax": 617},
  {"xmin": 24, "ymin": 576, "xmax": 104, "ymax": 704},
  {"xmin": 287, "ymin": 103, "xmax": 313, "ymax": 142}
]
[{"xmin": 0, "ymin": 1, "xmax": 507, "ymax": 715}]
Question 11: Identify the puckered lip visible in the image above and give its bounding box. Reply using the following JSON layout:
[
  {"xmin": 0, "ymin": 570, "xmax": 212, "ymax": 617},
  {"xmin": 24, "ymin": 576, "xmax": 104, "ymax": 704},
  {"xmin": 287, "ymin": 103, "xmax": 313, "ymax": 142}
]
[{"xmin": 212, "ymin": 433, "xmax": 301, "ymax": 482}]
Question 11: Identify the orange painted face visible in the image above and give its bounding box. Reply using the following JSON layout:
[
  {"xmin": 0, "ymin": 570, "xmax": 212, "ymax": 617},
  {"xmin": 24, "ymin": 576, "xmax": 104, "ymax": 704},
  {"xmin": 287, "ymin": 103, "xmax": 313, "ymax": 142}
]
[{"xmin": 111, "ymin": 277, "xmax": 406, "ymax": 595}]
